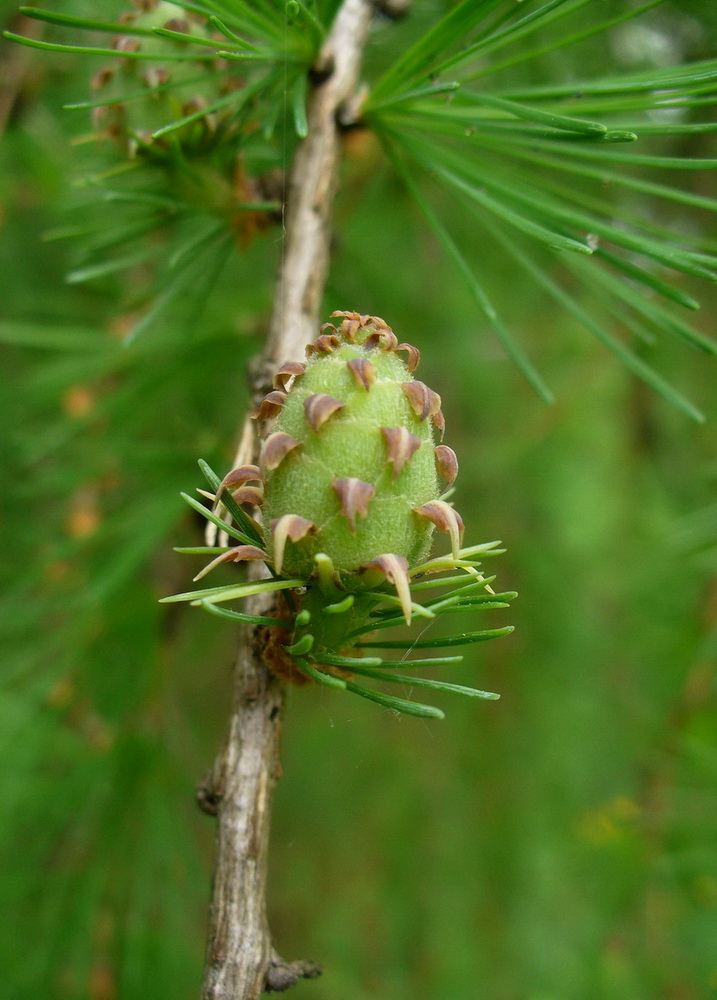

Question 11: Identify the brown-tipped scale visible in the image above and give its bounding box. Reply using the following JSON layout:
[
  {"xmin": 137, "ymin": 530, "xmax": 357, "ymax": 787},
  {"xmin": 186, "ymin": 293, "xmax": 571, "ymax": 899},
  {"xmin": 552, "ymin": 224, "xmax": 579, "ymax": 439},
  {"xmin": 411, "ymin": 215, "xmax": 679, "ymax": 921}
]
[
  {"xmin": 253, "ymin": 391, "xmax": 287, "ymax": 422},
  {"xmin": 381, "ymin": 427, "xmax": 423, "ymax": 480},
  {"xmin": 271, "ymin": 515, "xmax": 317, "ymax": 575},
  {"xmin": 413, "ymin": 500, "xmax": 465, "ymax": 559},
  {"xmin": 347, "ymin": 357, "xmax": 377, "ymax": 391},
  {"xmin": 304, "ymin": 394, "xmax": 345, "ymax": 433},
  {"xmin": 435, "ymin": 445, "xmax": 459, "ymax": 485},
  {"xmin": 332, "ymin": 478, "xmax": 376, "ymax": 533},
  {"xmin": 273, "ymin": 362, "xmax": 306, "ymax": 392},
  {"xmin": 260, "ymin": 432, "xmax": 302, "ymax": 471},
  {"xmin": 361, "ymin": 554, "xmax": 413, "ymax": 624}
]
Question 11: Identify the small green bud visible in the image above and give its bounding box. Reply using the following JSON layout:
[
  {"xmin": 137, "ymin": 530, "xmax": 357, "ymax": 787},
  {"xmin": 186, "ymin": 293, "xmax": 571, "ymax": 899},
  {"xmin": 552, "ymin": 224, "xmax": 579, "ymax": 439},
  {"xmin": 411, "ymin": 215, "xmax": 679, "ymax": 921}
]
[{"xmin": 91, "ymin": 1, "xmax": 233, "ymax": 156}]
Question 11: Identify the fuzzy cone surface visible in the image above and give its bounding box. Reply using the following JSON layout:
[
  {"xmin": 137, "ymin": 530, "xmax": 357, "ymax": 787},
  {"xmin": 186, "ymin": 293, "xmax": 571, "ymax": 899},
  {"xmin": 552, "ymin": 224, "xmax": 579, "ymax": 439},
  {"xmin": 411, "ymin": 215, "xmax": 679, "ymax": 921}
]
[{"xmin": 260, "ymin": 313, "xmax": 446, "ymax": 583}]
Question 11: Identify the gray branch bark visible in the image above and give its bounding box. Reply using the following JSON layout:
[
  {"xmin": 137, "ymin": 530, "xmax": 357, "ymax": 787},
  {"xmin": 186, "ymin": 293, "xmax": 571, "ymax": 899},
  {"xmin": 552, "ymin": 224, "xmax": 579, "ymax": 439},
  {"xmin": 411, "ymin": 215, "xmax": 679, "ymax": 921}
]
[
  {"xmin": 199, "ymin": 3, "xmax": 375, "ymax": 997},
  {"xmin": 266, "ymin": 0, "xmax": 374, "ymax": 366}
]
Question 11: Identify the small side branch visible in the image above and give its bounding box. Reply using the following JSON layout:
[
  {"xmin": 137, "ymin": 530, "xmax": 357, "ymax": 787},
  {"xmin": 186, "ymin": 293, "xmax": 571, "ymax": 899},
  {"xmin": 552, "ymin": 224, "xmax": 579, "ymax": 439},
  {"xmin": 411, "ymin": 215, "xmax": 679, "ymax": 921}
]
[{"xmin": 199, "ymin": 2, "xmax": 376, "ymax": 998}]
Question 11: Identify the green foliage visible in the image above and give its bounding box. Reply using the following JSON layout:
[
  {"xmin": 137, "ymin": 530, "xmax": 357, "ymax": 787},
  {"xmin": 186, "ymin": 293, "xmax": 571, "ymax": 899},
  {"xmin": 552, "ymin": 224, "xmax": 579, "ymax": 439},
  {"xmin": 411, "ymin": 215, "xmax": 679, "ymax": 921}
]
[
  {"xmin": 2, "ymin": 1, "xmax": 717, "ymax": 998},
  {"xmin": 5, "ymin": 0, "xmax": 717, "ymax": 408},
  {"xmin": 363, "ymin": 0, "xmax": 717, "ymax": 413}
]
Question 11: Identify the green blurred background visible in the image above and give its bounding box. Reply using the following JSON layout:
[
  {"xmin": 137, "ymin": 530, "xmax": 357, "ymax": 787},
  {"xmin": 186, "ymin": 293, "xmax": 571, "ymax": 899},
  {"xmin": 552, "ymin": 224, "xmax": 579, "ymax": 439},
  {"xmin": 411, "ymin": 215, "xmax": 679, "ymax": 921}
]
[{"xmin": 2, "ymin": 2, "xmax": 717, "ymax": 998}]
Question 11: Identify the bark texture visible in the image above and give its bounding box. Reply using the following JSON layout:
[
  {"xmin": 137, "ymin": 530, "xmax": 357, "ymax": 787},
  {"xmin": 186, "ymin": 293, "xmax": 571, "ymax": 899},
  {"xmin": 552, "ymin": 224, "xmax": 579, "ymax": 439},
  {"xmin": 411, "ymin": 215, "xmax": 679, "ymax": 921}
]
[
  {"xmin": 200, "ymin": 2, "xmax": 375, "ymax": 997},
  {"xmin": 266, "ymin": 0, "xmax": 374, "ymax": 366}
]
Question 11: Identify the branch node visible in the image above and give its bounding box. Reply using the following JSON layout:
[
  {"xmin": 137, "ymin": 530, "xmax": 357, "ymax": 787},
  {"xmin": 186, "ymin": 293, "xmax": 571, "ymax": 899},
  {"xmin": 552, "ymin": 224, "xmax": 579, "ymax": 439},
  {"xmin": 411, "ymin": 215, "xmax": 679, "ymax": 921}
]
[
  {"xmin": 310, "ymin": 50, "xmax": 335, "ymax": 82},
  {"xmin": 264, "ymin": 957, "xmax": 323, "ymax": 993},
  {"xmin": 196, "ymin": 765, "xmax": 224, "ymax": 816},
  {"xmin": 337, "ymin": 83, "xmax": 369, "ymax": 129}
]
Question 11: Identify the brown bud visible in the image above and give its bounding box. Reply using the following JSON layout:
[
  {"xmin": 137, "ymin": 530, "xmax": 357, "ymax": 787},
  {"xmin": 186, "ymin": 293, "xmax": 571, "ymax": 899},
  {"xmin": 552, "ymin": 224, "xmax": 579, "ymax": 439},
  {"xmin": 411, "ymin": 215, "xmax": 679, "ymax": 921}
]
[
  {"xmin": 347, "ymin": 357, "xmax": 376, "ymax": 391},
  {"xmin": 365, "ymin": 327, "xmax": 399, "ymax": 351},
  {"xmin": 271, "ymin": 515, "xmax": 317, "ymax": 574},
  {"xmin": 381, "ymin": 427, "xmax": 422, "ymax": 479},
  {"xmin": 434, "ymin": 445, "xmax": 458, "ymax": 485},
  {"xmin": 401, "ymin": 381, "xmax": 442, "ymax": 422},
  {"xmin": 306, "ymin": 333, "xmax": 341, "ymax": 356},
  {"xmin": 193, "ymin": 545, "xmax": 269, "ymax": 581},
  {"xmin": 253, "ymin": 390, "xmax": 287, "ymax": 422},
  {"xmin": 273, "ymin": 361, "xmax": 306, "ymax": 392},
  {"xmin": 143, "ymin": 67, "xmax": 170, "ymax": 89},
  {"xmin": 413, "ymin": 500, "xmax": 464, "ymax": 559},
  {"xmin": 91, "ymin": 66, "xmax": 115, "ymax": 91},
  {"xmin": 332, "ymin": 478, "xmax": 376, "ymax": 532},
  {"xmin": 221, "ymin": 465, "xmax": 262, "ymax": 489},
  {"xmin": 360, "ymin": 554, "xmax": 413, "ymax": 625},
  {"xmin": 432, "ymin": 409, "xmax": 445, "ymax": 440},
  {"xmin": 330, "ymin": 310, "xmax": 365, "ymax": 342},
  {"xmin": 113, "ymin": 36, "xmax": 141, "ymax": 54},
  {"xmin": 304, "ymin": 394, "xmax": 345, "ymax": 432},
  {"xmin": 231, "ymin": 486, "xmax": 264, "ymax": 507},
  {"xmin": 182, "ymin": 97, "xmax": 206, "ymax": 117},
  {"xmin": 395, "ymin": 342, "xmax": 421, "ymax": 372},
  {"xmin": 261, "ymin": 432, "xmax": 302, "ymax": 471},
  {"xmin": 163, "ymin": 18, "xmax": 191, "ymax": 34}
]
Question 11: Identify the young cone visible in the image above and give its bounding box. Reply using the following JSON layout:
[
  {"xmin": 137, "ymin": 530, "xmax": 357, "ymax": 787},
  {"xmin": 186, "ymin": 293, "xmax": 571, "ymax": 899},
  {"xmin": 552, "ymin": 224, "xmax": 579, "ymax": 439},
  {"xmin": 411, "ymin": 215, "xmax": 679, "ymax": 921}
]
[
  {"xmin": 260, "ymin": 312, "xmax": 452, "ymax": 591},
  {"xmin": 91, "ymin": 0, "xmax": 234, "ymax": 156},
  {"xmin": 166, "ymin": 312, "xmax": 513, "ymax": 718}
]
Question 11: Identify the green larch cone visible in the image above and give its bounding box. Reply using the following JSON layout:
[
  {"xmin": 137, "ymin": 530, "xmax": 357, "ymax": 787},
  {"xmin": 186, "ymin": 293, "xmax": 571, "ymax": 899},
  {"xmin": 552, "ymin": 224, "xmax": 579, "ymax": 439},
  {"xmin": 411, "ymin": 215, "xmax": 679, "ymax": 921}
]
[
  {"xmin": 91, "ymin": 0, "xmax": 234, "ymax": 156},
  {"xmin": 165, "ymin": 312, "xmax": 514, "ymax": 719},
  {"xmin": 260, "ymin": 311, "xmax": 457, "ymax": 589}
]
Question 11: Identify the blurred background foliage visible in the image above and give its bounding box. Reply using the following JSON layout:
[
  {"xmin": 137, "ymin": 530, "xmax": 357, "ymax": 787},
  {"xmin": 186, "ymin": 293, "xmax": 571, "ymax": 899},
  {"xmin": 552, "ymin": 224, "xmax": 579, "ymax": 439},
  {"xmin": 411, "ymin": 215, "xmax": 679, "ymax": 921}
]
[{"xmin": 1, "ymin": 0, "xmax": 717, "ymax": 998}]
